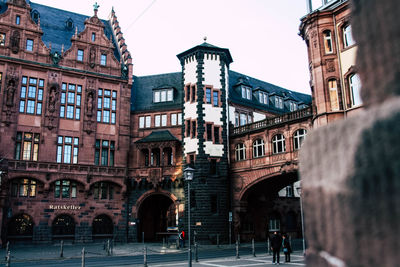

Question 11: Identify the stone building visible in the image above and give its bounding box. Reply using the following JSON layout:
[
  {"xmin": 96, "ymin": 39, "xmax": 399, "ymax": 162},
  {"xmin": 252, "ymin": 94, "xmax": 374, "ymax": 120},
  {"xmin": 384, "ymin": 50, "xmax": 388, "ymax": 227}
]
[
  {"xmin": 300, "ymin": 0, "xmax": 362, "ymax": 127},
  {"xmin": 0, "ymin": 0, "xmax": 312, "ymax": 244}
]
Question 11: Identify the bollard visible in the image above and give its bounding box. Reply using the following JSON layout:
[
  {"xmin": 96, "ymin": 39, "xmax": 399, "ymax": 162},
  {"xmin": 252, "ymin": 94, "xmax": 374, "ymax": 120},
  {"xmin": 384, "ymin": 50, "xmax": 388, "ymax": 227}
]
[
  {"xmin": 194, "ymin": 242, "xmax": 198, "ymax": 262},
  {"xmin": 217, "ymin": 234, "xmax": 220, "ymax": 248},
  {"xmin": 238, "ymin": 234, "xmax": 240, "ymax": 246},
  {"xmin": 107, "ymin": 239, "xmax": 111, "ymax": 256},
  {"xmin": 60, "ymin": 240, "xmax": 64, "ymax": 258},
  {"xmin": 236, "ymin": 239, "xmax": 240, "ymax": 259},
  {"xmin": 267, "ymin": 238, "xmax": 271, "ymax": 255},
  {"xmin": 162, "ymin": 237, "xmax": 166, "ymax": 248},
  {"xmin": 5, "ymin": 250, "xmax": 10, "ymax": 267},
  {"xmin": 143, "ymin": 245, "xmax": 148, "ymax": 267},
  {"xmin": 81, "ymin": 247, "xmax": 85, "ymax": 267},
  {"xmin": 6, "ymin": 241, "xmax": 9, "ymax": 254},
  {"xmin": 252, "ymin": 238, "xmax": 256, "ymax": 257},
  {"xmin": 142, "ymin": 232, "xmax": 145, "ymax": 245}
]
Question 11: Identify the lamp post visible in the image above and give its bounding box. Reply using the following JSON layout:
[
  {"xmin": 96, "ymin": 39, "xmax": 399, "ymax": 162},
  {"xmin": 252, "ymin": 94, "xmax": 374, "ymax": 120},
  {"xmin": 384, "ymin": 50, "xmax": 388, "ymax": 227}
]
[
  {"xmin": 296, "ymin": 184, "xmax": 306, "ymax": 256},
  {"xmin": 184, "ymin": 167, "xmax": 195, "ymax": 267}
]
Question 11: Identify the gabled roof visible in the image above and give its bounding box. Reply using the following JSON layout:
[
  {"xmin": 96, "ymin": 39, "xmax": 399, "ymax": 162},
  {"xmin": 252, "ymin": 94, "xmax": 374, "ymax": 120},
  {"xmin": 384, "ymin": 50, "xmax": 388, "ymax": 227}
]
[
  {"xmin": 0, "ymin": 1, "xmax": 120, "ymax": 61},
  {"xmin": 135, "ymin": 130, "xmax": 180, "ymax": 144}
]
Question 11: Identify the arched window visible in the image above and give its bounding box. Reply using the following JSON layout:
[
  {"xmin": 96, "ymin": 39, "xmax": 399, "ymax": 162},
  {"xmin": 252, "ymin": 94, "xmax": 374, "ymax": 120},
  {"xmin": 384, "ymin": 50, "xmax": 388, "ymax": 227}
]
[
  {"xmin": 252, "ymin": 139, "xmax": 265, "ymax": 158},
  {"xmin": 343, "ymin": 24, "xmax": 355, "ymax": 48},
  {"xmin": 349, "ymin": 73, "xmax": 362, "ymax": 106},
  {"xmin": 272, "ymin": 134, "xmax": 286, "ymax": 154},
  {"xmin": 323, "ymin": 30, "xmax": 333, "ymax": 54},
  {"xmin": 54, "ymin": 180, "xmax": 77, "ymax": 198},
  {"xmin": 11, "ymin": 178, "xmax": 37, "ymax": 197},
  {"xmin": 328, "ymin": 79, "xmax": 339, "ymax": 111},
  {"xmin": 7, "ymin": 214, "xmax": 34, "ymax": 239},
  {"xmin": 293, "ymin": 129, "xmax": 307, "ymax": 150},
  {"xmin": 235, "ymin": 143, "xmax": 246, "ymax": 161},
  {"xmin": 93, "ymin": 182, "xmax": 114, "ymax": 200}
]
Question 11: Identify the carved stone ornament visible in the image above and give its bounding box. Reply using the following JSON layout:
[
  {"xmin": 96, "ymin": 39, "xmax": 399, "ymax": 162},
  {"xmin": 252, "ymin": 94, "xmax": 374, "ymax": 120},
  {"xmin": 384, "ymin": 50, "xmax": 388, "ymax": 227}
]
[
  {"xmin": 89, "ymin": 47, "xmax": 96, "ymax": 68},
  {"xmin": 44, "ymin": 72, "xmax": 61, "ymax": 130},
  {"xmin": 10, "ymin": 30, "xmax": 20, "ymax": 54},
  {"xmin": 326, "ymin": 60, "xmax": 335, "ymax": 72},
  {"xmin": 83, "ymin": 79, "xmax": 97, "ymax": 134},
  {"xmin": 50, "ymin": 52, "xmax": 62, "ymax": 65},
  {"xmin": 5, "ymin": 66, "xmax": 19, "ymax": 107}
]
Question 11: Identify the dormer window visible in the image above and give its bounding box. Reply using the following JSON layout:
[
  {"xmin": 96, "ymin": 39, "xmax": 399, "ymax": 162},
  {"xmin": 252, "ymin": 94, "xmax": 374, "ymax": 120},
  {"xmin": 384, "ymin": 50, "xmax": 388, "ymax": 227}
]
[
  {"xmin": 289, "ymin": 102, "xmax": 298, "ymax": 112},
  {"xmin": 259, "ymin": 91, "xmax": 268, "ymax": 104},
  {"xmin": 275, "ymin": 96, "xmax": 283, "ymax": 109},
  {"xmin": 66, "ymin": 18, "xmax": 74, "ymax": 30},
  {"xmin": 241, "ymin": 86, "xmax": 251, "ymax": 100},
  {"xmin": 31, "ymin": 10, "xmax": 40, "ymax": 24},
  {"xmin": 153, "ymin": 88, "xmax": 173, "ymax": 103}
]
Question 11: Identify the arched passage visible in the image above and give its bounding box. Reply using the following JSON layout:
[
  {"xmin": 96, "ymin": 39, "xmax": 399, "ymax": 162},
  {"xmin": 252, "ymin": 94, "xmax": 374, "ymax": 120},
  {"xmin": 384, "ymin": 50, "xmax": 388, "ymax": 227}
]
[
  {"xmin": 7, "ymin": 214, "xmax": 34, "ymax": 242},
  {"xmin": 137, "ymin": 193, "xmax": 176, "ymax": 242},
  {"xmin": 52, "ymin": 214, "xmax": 75, "ymax": 240},
  {"xmin": 237, "ymin": 172, "xmax": 301, "ymax": 242},
  {"xmin": 92, "ymin": 214, "xmax": 114, "ymax": 240}
]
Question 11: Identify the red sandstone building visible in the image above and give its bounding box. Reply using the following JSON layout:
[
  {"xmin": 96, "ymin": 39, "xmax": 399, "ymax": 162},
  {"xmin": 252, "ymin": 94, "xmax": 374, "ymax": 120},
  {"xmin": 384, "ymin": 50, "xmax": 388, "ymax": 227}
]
[{"xmin": 0, "ymin": 0, "xmax": 315, "ymax": 245}]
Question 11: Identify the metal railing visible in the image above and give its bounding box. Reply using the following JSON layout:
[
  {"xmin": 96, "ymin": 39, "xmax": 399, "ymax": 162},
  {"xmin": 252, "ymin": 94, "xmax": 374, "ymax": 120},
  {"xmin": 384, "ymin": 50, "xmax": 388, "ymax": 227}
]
[{"xmin": 231, "ymin": 107, "xmax": 312, "ymax": 136}]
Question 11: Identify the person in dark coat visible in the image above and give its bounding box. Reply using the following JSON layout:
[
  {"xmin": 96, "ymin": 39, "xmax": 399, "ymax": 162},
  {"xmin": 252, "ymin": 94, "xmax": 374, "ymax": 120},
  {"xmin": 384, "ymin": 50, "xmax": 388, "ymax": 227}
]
[
  {"xmin": 282, "ymin": 234, "xmax": 292, "ymax": 262},
  {"xmin": 270, "ymin": 231, "xmax": 283, "ymax": 265}
]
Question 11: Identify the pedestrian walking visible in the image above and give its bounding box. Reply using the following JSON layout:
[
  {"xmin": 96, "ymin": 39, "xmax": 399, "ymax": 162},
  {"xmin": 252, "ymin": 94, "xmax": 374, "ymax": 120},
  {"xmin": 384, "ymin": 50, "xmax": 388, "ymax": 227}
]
[
  {"xmin": 179, "ymin": 230, "xmax": 185, "ymax": 248},
  {"xmin": 270, "ymin": 231, "xmax": 282, "ymax": 265},
  {"xmin": 282, "ymin": 234, "xmax": 292, "ymax": 263}
]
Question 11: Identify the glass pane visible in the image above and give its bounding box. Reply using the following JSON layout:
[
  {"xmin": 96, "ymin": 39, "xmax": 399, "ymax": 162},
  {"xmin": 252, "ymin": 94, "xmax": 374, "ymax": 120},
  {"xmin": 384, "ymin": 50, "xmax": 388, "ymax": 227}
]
[
  {"xmin": 76, "ymin": 95, "xmax": 81, "ymax": 106},
  {"xmin": 38, "ymin": 89, "xmax": 43, "ymax": 101},
  {"xmin": 77, "ymin": 85, "xmax": 82, "ymax": 93},
  {"xmin": 20, "ymin": 86, "xmax": 26, "ymax": 98},
  {"xmin": 104, "ymin": 90, "xmax": 111, "ymax": 96},
  {"xmin": 19, "ymin": 101, "xmax": 25, "ymax": 113}
]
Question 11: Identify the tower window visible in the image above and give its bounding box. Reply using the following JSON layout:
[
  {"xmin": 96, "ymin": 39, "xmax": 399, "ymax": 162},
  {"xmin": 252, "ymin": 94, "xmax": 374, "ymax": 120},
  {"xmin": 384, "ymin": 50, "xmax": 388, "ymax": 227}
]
[{"xmin": 323, "ymin": 30, "xmax": 333, "ymax": 54}]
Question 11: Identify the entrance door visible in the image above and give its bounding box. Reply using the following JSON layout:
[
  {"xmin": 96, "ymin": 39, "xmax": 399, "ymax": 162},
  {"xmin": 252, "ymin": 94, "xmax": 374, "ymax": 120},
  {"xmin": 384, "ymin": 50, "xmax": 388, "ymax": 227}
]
[
  {"xmin": 52, "ymin": 214, "xmax": 75, "ymax": 240},
  {"xmin": 92, "ymin": 214, "xmax": 114, "ymax": 240},
  {"xmin": 7, "ymin": 214, "xmax": 34, "ymax": 242},
  {"xmin": 137, "ymin": 194, "xmax": 175, "ymax": 241}
]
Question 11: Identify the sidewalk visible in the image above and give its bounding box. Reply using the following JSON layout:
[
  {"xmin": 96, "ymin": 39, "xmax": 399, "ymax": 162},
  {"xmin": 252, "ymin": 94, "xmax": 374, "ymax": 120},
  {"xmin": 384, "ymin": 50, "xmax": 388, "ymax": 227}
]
[{"xmin": 0, "ymin": 241, "xmax": 182, "ymax": 261}]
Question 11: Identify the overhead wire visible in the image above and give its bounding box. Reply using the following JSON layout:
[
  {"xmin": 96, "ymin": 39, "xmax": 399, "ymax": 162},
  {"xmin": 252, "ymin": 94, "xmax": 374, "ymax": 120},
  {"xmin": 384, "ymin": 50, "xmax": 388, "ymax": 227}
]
[{"xmin": 126, "ymin": 0, "xmax": 157, "ymax": 31}]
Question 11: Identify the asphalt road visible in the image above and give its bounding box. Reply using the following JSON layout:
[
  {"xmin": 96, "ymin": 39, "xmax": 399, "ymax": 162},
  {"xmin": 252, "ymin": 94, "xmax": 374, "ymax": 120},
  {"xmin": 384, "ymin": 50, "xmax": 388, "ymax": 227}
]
[{"xmin": 0, "ymin": 246, "xmax": 305, "ymax": 267}]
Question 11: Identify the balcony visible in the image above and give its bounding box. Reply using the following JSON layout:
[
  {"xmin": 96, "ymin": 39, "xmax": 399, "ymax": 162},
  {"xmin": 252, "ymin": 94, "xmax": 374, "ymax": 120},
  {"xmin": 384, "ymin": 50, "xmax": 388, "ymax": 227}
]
[{"xmin": 231, "ymin": 107, "xmax": 312, "ymax": 136}]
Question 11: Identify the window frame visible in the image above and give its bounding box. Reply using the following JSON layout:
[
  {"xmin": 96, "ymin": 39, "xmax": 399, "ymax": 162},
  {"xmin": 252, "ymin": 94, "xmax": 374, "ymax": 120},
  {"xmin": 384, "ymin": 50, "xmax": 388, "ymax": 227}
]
[
  {"xmin": 57, "ymin": 136, "xmax": 79, "ymax": 164},
  {"xmin": 95, "ymin": 139, "xmax": 115, "ymax": 166},
  {"xmin": 293, "ymin": 129, "xmax": 307, "ymax": 150},
  {"xmin": 26, "ymin": 39, "xmax": 34, "ymax": 52},
  {"xmin": 328, "ymin": 79, "xmax": 340, "ymax": 111},
  {"xmin": 349, "ymin": 73, "xmax": 362, "ymax": 107},
  {"xmin": 11, "ymin": 178, "xmax": 37, "ymax": 198},
  {"xmin": 19, "ymin": 76, "xmax": 44, "ymax": 115},
  {"xmin": 100, "ymin": 54, "xmax": 107, "ymax": 66},
  {"xmin": 252, "ymin": 138, "xmax": 265, "ymax": 158},
  {"xmin": 54, "ymin": 180, "xmax": 77, "ymax": 199},
  {"xmin": 235, "ymin": 143, "xmax": 246, "ymax": 161},
  {"xmin": 97, "ymin": 88, "xmax": 117, "ymax": 124},
  {"xmin": 272, "ymin": 134, "xmax": 286, "ymax": 154},
  {"xmin": 77, "ymin": 49, "xmax": 84, "ymax": 61},
  {"xmin": 343, "ymin": 24, "xmax": 355, "ymax": 48},
  {"xmin": 60, "ymin": 83, "xmax": 82, "ymax": 120},
  {"xmin": 15, "ymin": 132, "xmax": 40, "ymax": 161},
  {"xmin": 323, "ymin": 30, "xmax": 333, "ymax": 54}
]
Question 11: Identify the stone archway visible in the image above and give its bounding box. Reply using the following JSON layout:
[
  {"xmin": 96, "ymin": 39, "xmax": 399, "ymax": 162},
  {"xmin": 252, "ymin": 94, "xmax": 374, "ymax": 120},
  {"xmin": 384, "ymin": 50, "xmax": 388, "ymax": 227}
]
[
  {"xmin": 52, "ymin": 214, "xmax": 75, "ymax": 240},
  {"xmin": 136, "ymin": 193, "xmax": 176, "ymax": 242},
  {"xmin": 92, "ymin": 214, "xmax": 114, "ymax": 240},
  {"xmin": 236, "ymin": 172, "xmax": 300, "ymax": 242},
  {"xmin": 7, "ymin": 214, "xmax": 34, "ymax": 242}
]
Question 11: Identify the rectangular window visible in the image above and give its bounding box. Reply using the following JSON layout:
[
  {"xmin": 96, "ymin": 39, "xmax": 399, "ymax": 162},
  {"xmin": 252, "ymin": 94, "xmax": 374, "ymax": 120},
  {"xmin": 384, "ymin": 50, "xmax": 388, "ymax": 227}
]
[
  {"xmin": 91, "ymin": 32, "xmax": 96, "ymax": 42},
  {"xmin": 186, "ymin": 120, "xmax": 191, "ymax": 137},
  {"xmin": 246, "ymin": 88, "xmax": 251, "ymax": 100},
  {"xmin": 213, "ymin": 91, "xmax": 219, "ymax": 107},
  {"xmin": 329, "ymin": 80, "xmax": 339, "ymax": 111},
  {"xmin": 15, "ymin": 132, "xmax": 40, "ymax": 161},
  {"xmin": 60, "ymin": 83, "xmax": 81, "ymax": 120},
  {"xmin": 97, "ymin": 88, "xmax": 117, "ymax": 124},
  {"xmin": 77, "ymin": 49, "xmax": 84, "ymax": 61},
  {"xmin": 240, "ymin": 113, "xmax": 247, "ymax": 125},
  {"xmin": 19, "ymin": 76, "xmax": 43, "ymax": 115},
  {"xmin": 171, "ymin": 113, "xmax": 177, "ymax": 126},
  {"xmin": 206, "ymin": 88, "xmax": 212, "ymax": 104},
  {"xmin": 153, "ymin": 89, "xmax": 173, "ymax": 103},
  {"xmin": 185, "ymin": 85, "xmax": 190, "ymax": 102},
  {"xmin": 95, "ymin": 140, "xmax": 115, "ymax": 166},
  {"xmin": 235, "ymin": 112, "xmax": 239, "ymax": 127},
  {"xmin": 139, "ymin": 116, "xmax": 145, "ymax": 128},
  {"xmin": 56, "ymin": 136, "xmax": 79, "ymax": 164},
  {"xmin": 100, "ymin": 54, "xmax": 107, "ymax": 65},
  {"xmin": 191, "ymin": 120, "xmax": 196, "ymax": 137},
  {"xmin": 145, "ymin": 116, "xmax": 151, "ymax": 128},
  {"xmin": 0, "ymin": 33, "xmax": 5, "ymax": 46},
  {"xmin": 26, "ymin": 39, "xmax": 34, "ymax": 51},
  {"xmin": 155, "ymin": 115, "xmax": 161, "ymax": 127},
  {"xmin": 161, "ymin": 114, "xmax": 167, "ymax": 126},
  {"xmin": 178, "ymin": 113, "xmax": 182, "ymax": 125},
  {"xmin": 16, "ymin": 15, "xmax": 20, "ymax": 25},
  {"xmin": 191, "ymin": 85, "xmax": 196, "ymax": 102},
  {"xmin": 206, "ymin": 124, "xmax": 212, "ymax": 141},
  {"xmin": 214, "ymin": 126, "xmax": 220, "ymax": 144}
]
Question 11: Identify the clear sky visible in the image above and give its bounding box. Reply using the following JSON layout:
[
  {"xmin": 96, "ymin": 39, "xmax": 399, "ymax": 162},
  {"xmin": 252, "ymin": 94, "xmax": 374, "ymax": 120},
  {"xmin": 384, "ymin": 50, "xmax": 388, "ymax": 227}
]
[{"xmin": 32, "ymin": 0, "xmax": 312, "ymax": 95}]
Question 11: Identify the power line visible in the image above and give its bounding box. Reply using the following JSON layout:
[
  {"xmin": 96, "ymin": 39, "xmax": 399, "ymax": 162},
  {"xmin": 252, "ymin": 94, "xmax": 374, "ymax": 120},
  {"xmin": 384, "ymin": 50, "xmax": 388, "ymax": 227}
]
[{"xmin": 126, "ymin": 0, "xmax": 157, "ymax": 31}]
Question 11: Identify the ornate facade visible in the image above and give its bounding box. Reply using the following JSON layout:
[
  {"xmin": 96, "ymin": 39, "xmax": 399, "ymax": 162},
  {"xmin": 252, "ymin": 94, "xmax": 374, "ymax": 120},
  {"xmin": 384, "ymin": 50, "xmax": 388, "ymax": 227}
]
[{"xmin": 0, "ymin": 0, "xmax": 312, "ymax": 245}]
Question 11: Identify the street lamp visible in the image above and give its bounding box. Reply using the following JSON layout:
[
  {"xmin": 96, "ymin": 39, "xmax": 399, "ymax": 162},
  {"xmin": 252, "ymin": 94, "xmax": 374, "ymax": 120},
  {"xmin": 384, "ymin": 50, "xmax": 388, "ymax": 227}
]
[
  {"xmin": 296, "ymin": 184, "xmax": 306, "ymax": 256},
  {"xmin": 184, "ymin": 166, "xmax": 195, "ymax": 267}
]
